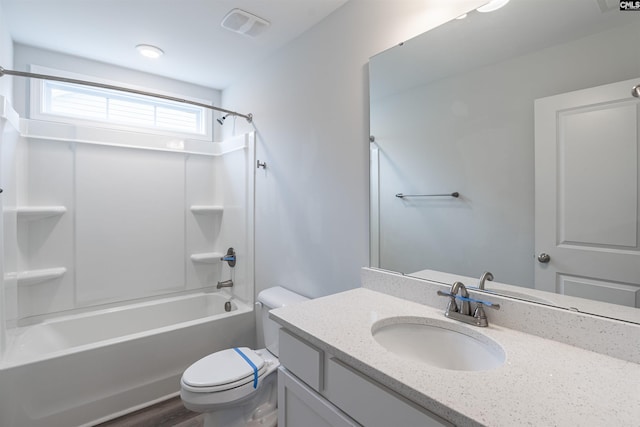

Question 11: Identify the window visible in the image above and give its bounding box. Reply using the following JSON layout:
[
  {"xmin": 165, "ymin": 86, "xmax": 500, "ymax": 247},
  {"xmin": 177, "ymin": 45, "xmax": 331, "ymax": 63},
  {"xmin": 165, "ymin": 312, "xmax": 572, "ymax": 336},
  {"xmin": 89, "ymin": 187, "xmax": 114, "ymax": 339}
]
[{"xmin": 30, "ymin": 66, "xmax": 212, "ymax": 139}]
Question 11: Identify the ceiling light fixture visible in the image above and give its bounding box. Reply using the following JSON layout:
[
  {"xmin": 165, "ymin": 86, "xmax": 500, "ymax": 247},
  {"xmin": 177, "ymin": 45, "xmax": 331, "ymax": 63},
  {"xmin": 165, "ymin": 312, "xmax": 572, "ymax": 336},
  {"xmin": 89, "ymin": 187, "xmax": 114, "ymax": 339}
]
[
  {"xmin": 477, "ymin": 0, "xmax": 510, "ymax": 13},
  {"xmin": 136, "ymin": 44, "xmax": 164, "ymax": 59}
]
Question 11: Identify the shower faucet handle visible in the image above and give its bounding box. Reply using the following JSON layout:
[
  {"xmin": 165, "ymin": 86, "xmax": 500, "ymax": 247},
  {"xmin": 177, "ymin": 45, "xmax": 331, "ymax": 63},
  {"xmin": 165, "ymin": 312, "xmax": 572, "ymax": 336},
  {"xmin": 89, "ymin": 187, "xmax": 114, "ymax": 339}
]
[{"xmin": 220, "ymin": 247, "xmax": 236, "ymax": 267}]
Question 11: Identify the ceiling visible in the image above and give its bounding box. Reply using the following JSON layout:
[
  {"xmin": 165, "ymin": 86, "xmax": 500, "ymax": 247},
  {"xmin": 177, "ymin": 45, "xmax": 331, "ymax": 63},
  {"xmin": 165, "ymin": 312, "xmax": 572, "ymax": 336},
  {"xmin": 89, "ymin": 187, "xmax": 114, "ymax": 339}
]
[
  {"xmin": 371, "ymin": 0, "xmax": 629, "ymax": 100},
  {"xmin": 1, "ymin": 0, "xmax": 348, "ymax": 89}
]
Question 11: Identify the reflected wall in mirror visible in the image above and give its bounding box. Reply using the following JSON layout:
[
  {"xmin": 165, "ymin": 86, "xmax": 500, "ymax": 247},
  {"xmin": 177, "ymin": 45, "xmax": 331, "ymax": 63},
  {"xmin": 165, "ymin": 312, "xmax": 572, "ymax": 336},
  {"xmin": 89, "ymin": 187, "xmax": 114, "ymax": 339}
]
[{"xmin": 369, "ymin": 0, "xmax": 640, "ymax": 323}]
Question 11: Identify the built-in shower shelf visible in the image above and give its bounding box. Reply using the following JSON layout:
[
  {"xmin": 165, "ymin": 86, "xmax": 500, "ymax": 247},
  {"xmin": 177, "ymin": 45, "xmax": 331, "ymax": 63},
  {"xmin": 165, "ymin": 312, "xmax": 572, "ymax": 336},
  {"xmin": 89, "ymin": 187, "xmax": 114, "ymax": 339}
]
[
  {"xmin": 16, "ymin": 206, "xmax": 67, "ymax": 220},
  {"xmin": 15, "ymin": 267, "xmax": 67, "ymax": 286},
  {"xmin": 190, "ymin": 205, "xmax": 223, "ymax": 214},
  {"xmin": 190, "ymin": 252, "xmax": 224, "ymax": 263}
]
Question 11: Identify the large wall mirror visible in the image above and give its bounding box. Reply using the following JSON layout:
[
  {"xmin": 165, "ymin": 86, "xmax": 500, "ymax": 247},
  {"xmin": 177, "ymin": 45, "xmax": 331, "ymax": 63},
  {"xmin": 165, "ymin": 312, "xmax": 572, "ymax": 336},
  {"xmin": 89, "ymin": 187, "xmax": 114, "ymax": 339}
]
[{"xmin": 369, "ymin": 0, "xmax": 640, "ymax": 323}]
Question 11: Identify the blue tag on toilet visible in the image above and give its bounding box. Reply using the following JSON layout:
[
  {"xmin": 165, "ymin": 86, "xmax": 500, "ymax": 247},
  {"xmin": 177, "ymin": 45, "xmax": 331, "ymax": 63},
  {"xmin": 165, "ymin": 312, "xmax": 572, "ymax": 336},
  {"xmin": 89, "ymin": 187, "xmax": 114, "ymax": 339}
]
[{"xmin": 233, "ymin": 347, "xmax": 258, "ymax": 389}]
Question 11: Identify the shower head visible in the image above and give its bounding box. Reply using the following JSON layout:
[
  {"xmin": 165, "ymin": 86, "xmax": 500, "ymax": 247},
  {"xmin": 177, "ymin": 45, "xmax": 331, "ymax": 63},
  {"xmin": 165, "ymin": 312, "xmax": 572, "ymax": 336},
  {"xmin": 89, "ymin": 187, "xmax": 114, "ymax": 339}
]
[{"xmin": 217, "ymin": 113, "xmax": 232, "ymax": 125}]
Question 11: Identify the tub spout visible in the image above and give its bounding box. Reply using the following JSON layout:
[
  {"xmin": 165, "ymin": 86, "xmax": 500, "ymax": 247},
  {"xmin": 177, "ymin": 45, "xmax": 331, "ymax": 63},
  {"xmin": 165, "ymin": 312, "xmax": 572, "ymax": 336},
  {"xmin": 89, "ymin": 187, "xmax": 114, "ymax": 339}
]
[{"xmin": 217, "ymin": 279, "xmax": 234, "ymax": 289}]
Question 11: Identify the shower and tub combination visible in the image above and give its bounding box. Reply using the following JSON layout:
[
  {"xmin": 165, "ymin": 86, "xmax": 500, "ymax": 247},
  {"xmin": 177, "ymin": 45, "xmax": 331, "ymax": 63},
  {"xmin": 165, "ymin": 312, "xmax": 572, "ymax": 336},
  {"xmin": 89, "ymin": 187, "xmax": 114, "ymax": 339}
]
[
  {"xmin": 0, "ymin": 73, "xmax": 258, "ymax": 426},
  {"xmin": 0, "ymin": 291, "xmax": 254, "ymax": 426}
]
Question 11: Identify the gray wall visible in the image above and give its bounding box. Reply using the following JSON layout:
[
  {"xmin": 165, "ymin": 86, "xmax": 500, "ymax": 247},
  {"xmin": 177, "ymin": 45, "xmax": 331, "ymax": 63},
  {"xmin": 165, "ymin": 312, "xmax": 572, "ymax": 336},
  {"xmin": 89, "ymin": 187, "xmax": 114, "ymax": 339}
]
[{"xmin": 221, "ymin": 0, "xmax": 485, "ymax": 298}]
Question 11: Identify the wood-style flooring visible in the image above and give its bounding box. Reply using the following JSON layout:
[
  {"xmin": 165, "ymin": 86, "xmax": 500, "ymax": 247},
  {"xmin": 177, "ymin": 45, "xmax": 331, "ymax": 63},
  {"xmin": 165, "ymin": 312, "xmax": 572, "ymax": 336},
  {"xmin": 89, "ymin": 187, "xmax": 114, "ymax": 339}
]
[{"xmin": 97, "ymin": 396, "xmax": 204, "ymax": 427}]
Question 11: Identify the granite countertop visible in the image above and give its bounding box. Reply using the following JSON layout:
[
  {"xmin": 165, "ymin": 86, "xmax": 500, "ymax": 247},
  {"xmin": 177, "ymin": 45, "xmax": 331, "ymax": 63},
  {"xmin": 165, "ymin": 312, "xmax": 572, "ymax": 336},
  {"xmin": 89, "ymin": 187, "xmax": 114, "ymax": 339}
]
[{"xmin": 270, "ymin": 288, "xmax": 640, "ymax": 427}]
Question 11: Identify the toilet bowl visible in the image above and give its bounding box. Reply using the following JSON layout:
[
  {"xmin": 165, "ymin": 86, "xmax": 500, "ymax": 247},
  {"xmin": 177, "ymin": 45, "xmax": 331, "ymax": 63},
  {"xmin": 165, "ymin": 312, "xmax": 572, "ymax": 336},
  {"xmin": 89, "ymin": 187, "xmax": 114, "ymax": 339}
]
[{"xmin": 180, "ymin": 286, "xmax": 308, "ymax": 427}]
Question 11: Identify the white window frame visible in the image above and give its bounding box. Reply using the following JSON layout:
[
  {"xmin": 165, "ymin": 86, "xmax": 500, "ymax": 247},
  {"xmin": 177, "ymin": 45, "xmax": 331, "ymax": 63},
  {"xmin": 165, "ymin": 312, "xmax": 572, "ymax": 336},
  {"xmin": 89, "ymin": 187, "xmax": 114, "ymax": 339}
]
[{"xmin": 29, "ymin": 65, "xmax": 213, "ymax": 141}]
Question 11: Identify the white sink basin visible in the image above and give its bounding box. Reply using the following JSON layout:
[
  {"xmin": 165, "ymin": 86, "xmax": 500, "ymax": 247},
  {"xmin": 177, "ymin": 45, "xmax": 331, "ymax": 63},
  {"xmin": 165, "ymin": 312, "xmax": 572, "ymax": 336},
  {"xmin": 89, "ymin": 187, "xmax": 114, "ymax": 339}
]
[{"xmin": 372, "ymin": 317, "xmax": 505, "ymax": 371}]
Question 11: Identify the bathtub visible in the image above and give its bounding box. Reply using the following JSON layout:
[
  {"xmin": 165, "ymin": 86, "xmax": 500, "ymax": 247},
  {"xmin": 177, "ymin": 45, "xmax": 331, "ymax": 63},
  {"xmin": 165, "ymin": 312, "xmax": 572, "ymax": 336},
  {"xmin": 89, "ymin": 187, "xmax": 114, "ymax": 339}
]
[{"xmin": 0, "ymin": 291, "xmax": 255, "ymax": 427}]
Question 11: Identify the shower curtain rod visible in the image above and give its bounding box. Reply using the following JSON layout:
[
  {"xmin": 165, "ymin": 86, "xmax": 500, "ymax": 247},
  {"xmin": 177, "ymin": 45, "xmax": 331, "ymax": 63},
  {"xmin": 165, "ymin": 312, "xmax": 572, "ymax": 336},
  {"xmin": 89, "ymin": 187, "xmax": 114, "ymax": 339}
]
[{"xmin": 0, "ymin": 66, "xmax": 253, "ymax": 123}]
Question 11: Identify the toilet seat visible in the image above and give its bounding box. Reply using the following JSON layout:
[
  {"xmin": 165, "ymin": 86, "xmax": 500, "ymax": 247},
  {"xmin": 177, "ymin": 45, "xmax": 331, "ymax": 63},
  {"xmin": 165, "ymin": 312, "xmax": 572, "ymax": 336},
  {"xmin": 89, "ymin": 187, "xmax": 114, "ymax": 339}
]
[
  {"xmin": 180, "ymin": 287, "xmax": 307, "ymax": 426},
  {"xmin": 180, "ymin": 348, "xmax": 280, "ymax": 412},
  {"xmin": 181, "ymin": 347, "xmax": 268, "ymax": 393}
]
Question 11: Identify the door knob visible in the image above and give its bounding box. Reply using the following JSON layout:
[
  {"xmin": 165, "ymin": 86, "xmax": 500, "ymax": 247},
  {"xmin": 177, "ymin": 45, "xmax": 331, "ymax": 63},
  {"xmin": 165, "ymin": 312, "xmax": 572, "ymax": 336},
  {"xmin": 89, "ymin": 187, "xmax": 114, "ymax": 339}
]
[{"xmin": 537, "ymin": 253, "xmax": 551, "ymax": 263}]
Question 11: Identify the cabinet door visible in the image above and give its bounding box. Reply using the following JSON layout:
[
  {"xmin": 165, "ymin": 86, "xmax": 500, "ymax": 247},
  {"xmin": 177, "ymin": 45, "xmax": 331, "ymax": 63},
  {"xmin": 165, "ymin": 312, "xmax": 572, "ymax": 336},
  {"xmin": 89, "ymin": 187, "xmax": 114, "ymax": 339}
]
[
  {"xmin": 325, "ymin": 358, "xmax": 453, "ymax": 427},
  {"xmin": 278, "ymin": 367, "xmax": 360, "ymax": 427}
]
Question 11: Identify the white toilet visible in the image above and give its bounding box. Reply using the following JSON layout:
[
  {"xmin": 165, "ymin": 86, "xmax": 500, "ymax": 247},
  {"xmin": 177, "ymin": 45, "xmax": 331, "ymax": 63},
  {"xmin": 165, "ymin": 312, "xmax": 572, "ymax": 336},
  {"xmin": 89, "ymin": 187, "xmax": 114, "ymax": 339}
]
[{"xmin": 180, "ymin": 286, "xmax": 308, "ymax": 427}]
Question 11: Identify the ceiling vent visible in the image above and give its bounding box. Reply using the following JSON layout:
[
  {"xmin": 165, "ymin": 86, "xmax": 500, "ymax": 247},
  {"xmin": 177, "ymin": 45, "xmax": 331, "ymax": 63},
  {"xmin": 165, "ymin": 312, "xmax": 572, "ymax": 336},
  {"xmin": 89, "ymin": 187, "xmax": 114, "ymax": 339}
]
[{"xmin": 221, "ymin": 9, "xmax": 270, "ymax": 38}]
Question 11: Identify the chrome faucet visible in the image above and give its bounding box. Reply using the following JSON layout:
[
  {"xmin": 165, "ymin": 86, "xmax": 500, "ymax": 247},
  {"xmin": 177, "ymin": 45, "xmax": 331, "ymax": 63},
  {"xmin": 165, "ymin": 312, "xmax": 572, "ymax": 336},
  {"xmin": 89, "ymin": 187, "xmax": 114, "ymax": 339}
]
[
  {"xmin": 450, "ymin": 281, "xmax": 471, "ymax": 315},
  {"xmin": 479, "ymin": 271, "xmax": 494, "ymax": 290},
  {"xmin": 437, "ymin": 280, "xmax": 500, "ymax": 327},
  {"xmin": 217, "ymin": 279, "xmax": 234, "ymax": 289}
]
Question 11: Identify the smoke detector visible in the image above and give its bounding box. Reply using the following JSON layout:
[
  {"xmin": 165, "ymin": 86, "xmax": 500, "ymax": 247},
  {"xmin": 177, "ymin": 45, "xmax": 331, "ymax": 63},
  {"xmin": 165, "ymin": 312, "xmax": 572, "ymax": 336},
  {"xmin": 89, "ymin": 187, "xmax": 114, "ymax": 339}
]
[{"xmin": 221, "ymin": 9, "xmax": 270, "ymax": 38}]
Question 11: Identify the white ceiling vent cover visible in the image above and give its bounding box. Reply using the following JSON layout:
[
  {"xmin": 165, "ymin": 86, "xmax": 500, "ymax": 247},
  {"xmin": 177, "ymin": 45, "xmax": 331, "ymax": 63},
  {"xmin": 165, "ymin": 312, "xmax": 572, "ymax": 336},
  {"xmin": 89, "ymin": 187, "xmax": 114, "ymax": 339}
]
[{"xmin": 221, "ymin": 9, "xmax": 270, "ymax": 38}]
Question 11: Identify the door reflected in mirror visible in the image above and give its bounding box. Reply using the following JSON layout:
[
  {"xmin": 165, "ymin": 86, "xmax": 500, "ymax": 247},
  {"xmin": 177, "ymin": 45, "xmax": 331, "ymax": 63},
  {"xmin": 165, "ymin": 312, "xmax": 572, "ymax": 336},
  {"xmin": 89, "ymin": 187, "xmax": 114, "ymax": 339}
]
[{"xmin": 369, "ymin": 0, "xmax": 640, "ymax": 323}]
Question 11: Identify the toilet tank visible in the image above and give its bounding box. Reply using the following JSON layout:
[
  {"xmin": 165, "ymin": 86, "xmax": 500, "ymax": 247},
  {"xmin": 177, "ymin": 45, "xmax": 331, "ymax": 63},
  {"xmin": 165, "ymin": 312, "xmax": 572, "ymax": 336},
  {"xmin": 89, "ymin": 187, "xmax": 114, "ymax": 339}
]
[{"xmin": 257, "ymin": 286, "xmax": 308, "ymax": 356}]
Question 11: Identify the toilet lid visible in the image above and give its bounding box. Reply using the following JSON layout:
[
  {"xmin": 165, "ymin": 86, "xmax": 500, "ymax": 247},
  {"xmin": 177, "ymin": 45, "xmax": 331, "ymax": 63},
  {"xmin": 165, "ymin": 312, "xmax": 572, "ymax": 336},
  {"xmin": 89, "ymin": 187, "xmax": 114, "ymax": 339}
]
[{"xmin": 182, "ymin": 347, "xmax": 266, "ymax": 389}]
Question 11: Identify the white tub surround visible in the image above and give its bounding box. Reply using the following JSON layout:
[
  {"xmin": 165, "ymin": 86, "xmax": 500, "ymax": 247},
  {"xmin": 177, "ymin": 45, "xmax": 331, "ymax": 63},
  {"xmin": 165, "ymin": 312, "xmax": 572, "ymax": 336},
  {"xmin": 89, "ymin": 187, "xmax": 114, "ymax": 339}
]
[
  {"xmin": 0, "ymin": 96, "xmax": 258, "ymax": 426},
  {"xmin": 6, "ymin": 118, "xmax": 255, "ymax": 322},
  {"xmin": 1, "ymin": 95, "xmax": 20, "ymax": 358},
  {"xmin": 270, "ymin": 284, "xmax": 640, "ymax": 425}
]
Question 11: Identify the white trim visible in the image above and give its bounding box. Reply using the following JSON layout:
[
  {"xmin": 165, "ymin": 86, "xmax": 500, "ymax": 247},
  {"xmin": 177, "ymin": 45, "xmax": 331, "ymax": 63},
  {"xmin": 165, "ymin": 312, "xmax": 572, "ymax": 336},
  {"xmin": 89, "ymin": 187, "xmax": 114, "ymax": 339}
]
[
  {"xmin": 28, "ymin": 65, "xmax": 214, "ymax": 141},
  {"xmin": 20, "ymin": 118, "xmax": 244, "ymax": 156}
]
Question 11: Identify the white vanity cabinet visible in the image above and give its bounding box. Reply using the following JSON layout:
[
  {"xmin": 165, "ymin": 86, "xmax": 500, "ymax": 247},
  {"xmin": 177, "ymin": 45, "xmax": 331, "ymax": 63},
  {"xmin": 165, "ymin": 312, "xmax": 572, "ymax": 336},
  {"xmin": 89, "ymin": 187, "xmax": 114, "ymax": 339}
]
[
  {"xmin": 278, "ymin": 328, "xmax": 357, "ymax": 427},
  {"xmin": 278, "ymin": 368, "xmax": 359, "ymax": 427},
  {"xmin": 277, "ymin": 329, "xmax": 453, "ymax": 427}
]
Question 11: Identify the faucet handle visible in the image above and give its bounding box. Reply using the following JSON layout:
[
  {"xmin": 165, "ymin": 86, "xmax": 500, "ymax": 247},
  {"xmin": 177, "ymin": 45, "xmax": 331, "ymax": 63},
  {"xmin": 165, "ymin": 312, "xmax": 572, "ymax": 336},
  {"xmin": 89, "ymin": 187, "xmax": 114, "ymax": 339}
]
[
  {"xmin": 220, "ymin": 247, "xmax": 236, "ymax": 267},
  {"xmin": 437, "ymin": 290, "xmax": 500, "ymax": 310},
  {"xmin": 472, "ymin": 300, "xmax": 501, "ymax": 327},
  {"xmin": 473, "ymin": 299, "xmax": 500, "ymax": 327},
  {"xmin": 473, "ymin": 305, "xmax": 489, "ymax": 327},
  {"xmin": 437, "ymin": 290, "xmax": 459, "ymax": 313},
  {"xmin": 475, "ymin": 299, "xmax": 500, "ymax": 310}
]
